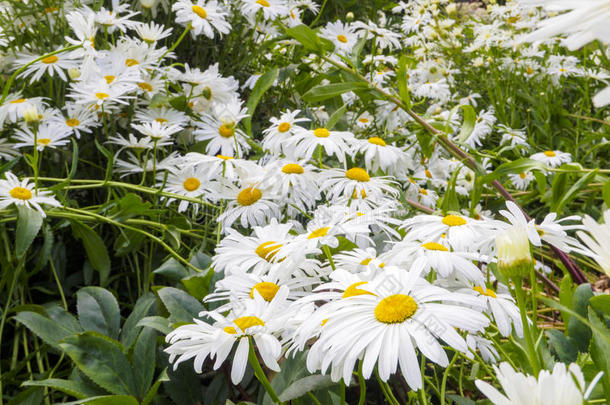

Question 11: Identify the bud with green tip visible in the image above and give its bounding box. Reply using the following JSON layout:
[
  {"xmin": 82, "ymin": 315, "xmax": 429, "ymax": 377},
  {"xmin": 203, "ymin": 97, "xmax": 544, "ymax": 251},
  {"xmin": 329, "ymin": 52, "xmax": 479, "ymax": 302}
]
[{"xmin": 496, "ymin": 226, "xmax": 533, "ymax": 280}]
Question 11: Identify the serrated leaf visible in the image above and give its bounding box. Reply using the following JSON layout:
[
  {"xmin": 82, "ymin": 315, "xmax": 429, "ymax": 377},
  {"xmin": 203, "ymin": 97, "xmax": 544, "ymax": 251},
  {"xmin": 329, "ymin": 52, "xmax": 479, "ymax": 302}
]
[
  {"xmin": 77, "ymin": 287, "xmax": 120, "ymax": 339},
  {"xmin": 243, "ymin": 68, "xmax": 279, "ymax": 136},
  {"xmin": 136, "ymin": 316, "xmax": 173, "ymax": 335},
  {"xmin": 157, "ymin": 287, "xmax": 205, "ymax": 323},
  {"xmin": 568, "ymin": 284, "xmax": 594, "ymax": 352},
  {"xmin": 141, "ymin": 370, "xmax": 168, "ymax": 405},
  {"xmin": 70, "ymin": 220, "xmax": 111, "ymax": 286},
  {"xmin": 15, "ymin": 310, "xmax": 82, "ymax": 349},
  {"xmin": 302, "ymin": 82, "xmax": 369, "ymax": 103},
  {"xmin": 121, "ymin": 293, "xmax": 156, "ymax": 350},
  {"xmin": 546, "ymin": 329, "xmax": 577, "ymax": 362},
  {"xmin": 133, "ymin": 328, "xmax": 157, "ymax": 399},
  {"xmin": 59, "ymin": 333, "xmax": 137, "ymax": 396},
  {"xmin": 22, "ymin": 378, "xmax": 92, "ymax": 399},
  {"xmin": 16, "ymin": 205, "xmax": 43, "ymax": 258}
]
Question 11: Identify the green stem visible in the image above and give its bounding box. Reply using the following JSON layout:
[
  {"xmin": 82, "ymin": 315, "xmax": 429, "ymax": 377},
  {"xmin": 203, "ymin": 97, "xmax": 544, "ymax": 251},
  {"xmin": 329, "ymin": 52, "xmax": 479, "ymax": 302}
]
[
  {"xmin": 340, "ymin": 380, "xmax": 345, "ymax": 405},
  {"xmin": 357, "ymin": 360, "xmax": 366, "ymax": 405},
  {"xmin": 513, "ymin": 277, "xmax": 541, "ymax": 375},
  {"xmin": 49, "ymin": 257, "xmax": 67, "ymax": 310},
  {"xmin": 0, "ymin": 262, "xmax": 24, "ymax": 404},
  {"xmin": 440, "ymin": 354, "xmax": 458, "ymax": 405},
  {"xmin": 322, "ymin": 245, "xmax": 336, "ymax": 270},
  {"xmin": 248, "ymin": 338, "xmax": 283, "ymax": 404}
]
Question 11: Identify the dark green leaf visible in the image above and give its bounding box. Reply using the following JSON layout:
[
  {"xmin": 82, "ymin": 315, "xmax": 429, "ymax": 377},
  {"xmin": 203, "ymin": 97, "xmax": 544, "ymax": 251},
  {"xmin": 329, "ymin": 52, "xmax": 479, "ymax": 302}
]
[
  {"xmin": 559, "ymin": 276, "xmax": 574, "ymax": 325},
  {"xmin": 568, "ymin": 284, "xmax": 594, "ymax": 352},
  {"xmin": 589, "ymin": 310, "xmax": 610, "ymax": 404},
  {"xmin": 243, "ymin": 68, "xmax": 279, "ymax": 136},
  {"xmin": 63, "ymin": 395, "xmax": 140, "ymax": 405},
  {"xmin": 16, "ymin": 205, "xmax": 43, "ymax": 258},
  {"xmin": 181, "ymin": 270, "xmax": 214, "ymax": 302},
  {"xmin": 121, "ymin": 293, "xmax": 156, "ymax": 350},
  {"xmin": 157, "ymin": 287, "xmax": 205, "ymax": 323},
  {"xmin": 15, "ymin": 310, "xmax": 82, "ymax": 349},
  {"xmin": 77, "ymin": 287, "xmax": 121, "ymax": 339},
  {"xmin": 133, "ymin": 328, "xmax": 157, "ymax": 398},
  {"xmin": 70, "ymin": 221, "xmax": 111, "ymax": 286},
  {"xmin": 59, "ymin": 333, "xmax": 137, "ymax": 396},
  {"xmin": 136, "ymin": 316, "xmax": 173, "ymax": 335},
  {"xmin": 302, "ymin": 82, "xmax": 369, "ymax": 103},
  {"xmin": 278, "ymin": 375, "xmax": 334, "ymax": 402},
  {"xmin": 22, "ymin": 378, "xmax": 92, "ymax": 399},
  {"xmin": 546, "ymin": 329, "xmax": 577, "ymax": 362}
]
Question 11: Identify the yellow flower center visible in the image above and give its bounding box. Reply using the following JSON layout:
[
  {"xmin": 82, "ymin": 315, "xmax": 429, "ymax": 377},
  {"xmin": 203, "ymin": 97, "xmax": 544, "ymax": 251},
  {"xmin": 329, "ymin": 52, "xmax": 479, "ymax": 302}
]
[
  {"xmin": 277, "ymin": 122, "xmax": 291, "ymax": 133},
  {"xmin": 192, "ymin": 5, "xmax": 207, "ymax": 18},
  {"xmin": 543, "ymin": 150, "xmax": 556, "ymax": 157},
  {"xmin": 216, "ymin": 154, "xmax": 233, "ymax": 160},
  {"xmin": 345, "ymin": 168, "xmax": 370, "ymax": 182},
  {"xmin": 125, "ymin": 59, "xmax": 139, "ymax": 67},
  {"xmin": 256, "ymin": 0, "xmax": 270, "ymax": 7},
  {"xmin": 308, "ymin": 226, "xmax": 329, "ymax": 239},
  {"xmin": 218, "ymin": 124, "xmax": 234, "ymax": 138},
  {"xmin": 421, "ymin": 242, "xmax": 448, "ymax": 251},
  {"xmin": 343, "ymin": 281, "xmax": 375, "ymax": 298},
  {"xmin": 425, "ymin": 169, "xmax": 432, "ymax": 178},
  {"xmin": 104, "ymin": 75, "xmax": 115, "ymax": 84},
  {"xmin": 9, "ymin": 187, "xmax": 32, "ymax": 200},
  {"xmin": 183, "ymin": 177, "xmax": 200, "ymax": 192},
  {"xmin": 526, "ymin": 66, "xmax": 534, "ymax": 75},
  {"xmin": 419, "ymin": 188, "xmax": 428, "ymax": 195},
  {"xmin": 313, "ymin": 127, "xmax": 330, "ymax": 138},
  {"xmin": 237, "ymin": 187, "xmax": 262, "ymax": 206},
  {"xmin": 95, "ymin": 92, "xmax": 109, "ymax": 100},
  {"xmin": 138, "ymin": 82, "xmax": 153, "ymax": 91},
  {"xmin": 374, "ymin": 294, "xmax": 418, "ymax": 324},
  {"xmin": 255, "ymin": 241, "xmax": 282, "ymax": 262},
  {"xmin": 337, "ymin": 34, "xmax": 348, "ymax": 43},
  {"xmin": 250, "ymin": 282, "xmax": 280, "ymax": 301},
  {"xmin": 41, "ymin": 55, "xmax": 58, "ymax": 64},
  {"xmin": 37, "ymin": 138, "xmax": 51, "ymax": 145},
  {"xmin": 11, "ymin": 99, "xmax": 25, "ymax": 104},
  {"xmin": 473, "ymin": 286, "xmax": 497, "ymax": 298},
  {"xmin": 359, "ymin": 118, "xmax": 370, "ymax": 123},
  {"xmin": 442, "ymin": 214, "xmax": 467, "ymax": 227},
  {"xmin": 66, "ymin": 118, "xmax": 80, "ymax": 127},
  {"xmin": 224, "ymin": 316, "xmax": 265, "ymax": 334},
  {"xmin": 360, "ymin": 258, "xmax": 372, "ymax": 265},
  {"xmin": 368, "ymin": 137, "xmax": 385, "ymax": 146},
  {"xmin": 282, "ymin": 163, "xmax": 304, "ymax": 174}
]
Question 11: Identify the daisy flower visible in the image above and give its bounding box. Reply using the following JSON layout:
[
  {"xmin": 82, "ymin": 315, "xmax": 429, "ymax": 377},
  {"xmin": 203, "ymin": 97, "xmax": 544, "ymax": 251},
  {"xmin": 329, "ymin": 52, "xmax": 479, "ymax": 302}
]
[
  {"xmin": 353, "ymin": 137, "xmax": 410, "ymax": 174},
  {"xmin": 291, "ymin": 127, "xmax": 355, "ymax": 164},
  {"xmin": 13, "ymin": 123, "xmax": 72, "ymax": 151},
  {"xmin": 14, "ymin": 51, "xmax": 79, "ymax": 83},
  {"xmin": 69, "ymin": 78, "xmax": 134, "ymax": 111},
  {"xmin": 160, "ymin": 165, "xmax": 214, "ymax": 213},
  {"xmin": 193, "ymin": 98, "xmax": 251, "ymax": 158},
  {"xmin": 320, "ymin": 167, "xmax": 398, "ymax": 203},
  {"xmin": 165, "ymin": 287, "xmax": 291, "ymax": 384},
  {"xmin": 353, "ymin": 20, "xmax": 402, "ymax": 50},
  {"xmin": 530, "ymin": 150, "xmax": 572, "ymax": 167},
  {"xmin": 183, "ymin": 152, "xmax": 260, "ymax": 181},
  {"xmin": 305, "ymin": 266, "xmax": 488, "ymax": 388},
  {"xmin": 134, "ymin": 107, "xmax": 189, "ymax": 128},
  {"xmin": 475, "ymin": 362, "xmax": 586, "ymax": 405},
  {"xmin": 131, "ymin": 121, "xmax": 183, "ymax": 142},
  {"xmin": 216, "ymin": 180, "xmax": 280, "ymax": 230},
  {"xmin": 0, "ymin": 139, "xmax": 19, "ymax": 161},
  {"xmin": 0, "ymin": 95, "xmax": 47, "ymax": 126},
  {"xmin": 498, "ymin": 124, "xmax": 528, "ymax": 148},
  {"xmin": 48, "ymin": 105, "xmax": 98, "ymax": 139},
  {"xmin": 240, "ymin": 0, "xmax": 289, "ymax": 21},
  {"xmin": 134, "ymin": 21, "xmax": 173, "ymax": 43},
  {"xmin": 320, "ymin": 21, "xmax": 358, "ymax": 54},
  {"xmin": 508, "ymin": 171, "xmax": 534, "ymax": 190},
  {"xmin": 466, "ymin": 334, "xmax": 499, "ymax": 363},
  {"xmin": 261, "ymin": 109, "xmax": 309, "ymax": 156},
  {"xmin": 261, "ymin": 160, "xmax": 320, "ymax": 212},
  {"xmin": 333, "ymin": 247, "xmax": 388, "ymax": 275},
  {"xmin": 577, "ymin": 210, "xmax": 610, "ymax": 276},
  {"xmin": 172, "ymin": 0, "xmax": 231, "ymax": 39},
  {"xmin": 0, "ymin": 172, "xmax": 61, "ymax": 217}
]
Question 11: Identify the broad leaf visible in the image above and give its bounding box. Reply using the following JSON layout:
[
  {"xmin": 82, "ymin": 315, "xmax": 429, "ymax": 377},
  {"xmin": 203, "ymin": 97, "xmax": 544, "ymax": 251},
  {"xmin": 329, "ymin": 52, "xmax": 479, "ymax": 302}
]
[
  {"xmin": 121, "ymin": 293, "xmax": 156, "ymax": 350},
  {"xmin": 132, "ymin": 328, "xmax": 157, "ymax": 399},
  {"xmin": 302, "ymin": 82, "xmax": 369, "ymax": 103},
  {"xmin": 77, "ymin": 287, "xmax": 121, "ymax": 339},
  {"xmin": 15, "ymin": 309, "xmax": 82, "ymax": 349},
  {"xmin": 243, "ymin": 68, "xmax": 279, "ymax": 136},
  {"xmin": 157, "ymin": 287, "xmax": 205, "ymax": 323},
  {"xmin": 16, "ymin": 205, "xmax": 43, "ymax": 258},
  {"xmin": 70, "ymin": 221, "xmax": 111, "ymax": 286}
]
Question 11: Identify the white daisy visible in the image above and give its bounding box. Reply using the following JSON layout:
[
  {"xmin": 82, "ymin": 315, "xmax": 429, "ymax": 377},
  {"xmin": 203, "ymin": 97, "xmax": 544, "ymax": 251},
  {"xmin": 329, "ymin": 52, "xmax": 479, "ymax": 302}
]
[
  {"xmin": 172, "ymin": 0, "xmax": 231, "ymax": 39},
  {"xmin": 0, "ymin": 172, "xmax": 61, "ymax": 217},
  {"xmin": 530, "ymin": 150, "xmax": 572, "ymax": 167},
  {"xmin": 13, "ymin": 123, "xmax": 72, "ymax": 151}
]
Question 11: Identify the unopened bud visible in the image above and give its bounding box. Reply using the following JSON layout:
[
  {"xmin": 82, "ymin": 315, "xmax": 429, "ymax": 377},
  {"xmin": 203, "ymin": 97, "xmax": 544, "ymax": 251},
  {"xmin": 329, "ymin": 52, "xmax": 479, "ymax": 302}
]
[
  {"xmin": 346, "ymin": 12, "xmax": 354, "ymax": 21},
  {"xmin": 23, "ymin": 105, "xmax": 40, "ymax": 123},
  {"xmin": 68, "ymin": 68, "xmax": 81, "ymax": 80},
  {"xmin": 496, "ymin": 226, "xmax": 533, "ymax": 280}
]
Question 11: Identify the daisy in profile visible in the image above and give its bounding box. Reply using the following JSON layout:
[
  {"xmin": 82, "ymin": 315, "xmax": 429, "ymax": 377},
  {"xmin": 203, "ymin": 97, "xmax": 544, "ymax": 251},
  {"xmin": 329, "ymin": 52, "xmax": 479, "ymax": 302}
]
[
  {"xmin": 193, "ymin": 98, "xmax": 251, "ymax": 157},
  {"xmin": 475, "ymin": 362, "xmax": 586, "ymax": 405},
  {"xmin": 320, "ymin": 167, "xmax": 398, "ymax": 203},
  {"xmin": 530, "ymin": 149, "xmax": 572, "ymax": 167},
  {"xmin": 131, "ymin": 121, "xmax": 183, "ymax": 143},
  {"xmin": 240, "ymin": 0, "xmax": 288, "ymax": 21},
  {"xmin": 353, "ymin": 20, "xmax": 402, "ymax": 50},
  {"xmin": 320, "ymin": 21, "xmax": 358, "ymax": 54},
  {"xmin": 216, "ymin": 179, "xmax": 280, "ymax": 230},
  {"xmin": 13, "ymin": 123, "xmax": 72, "ymax": 151},
  {"xmin": 508, "ymin": 172, "xmax": 534, "ymax": 190},
  {"xmin": 261, "ymin": 159, "xmax": 320, "ymax": 212},
  {"xmin": 0, "ymin": 139, "xmax": 19, "ymax": 161},
  {"xmin": 577, "ymin": 210, "xmax": 610, "ymax": 276},
  {"xmin": 0, "ymin": 95, "xmax": 47, "ymax": 125},
  {"xmin": 261, "ymin": 109, "xmax": 309, "ymax": 156},
  {"xmin": 165, "ymin": 287, "xmax": 291, "ymax": 384},
  {"xmin": 172, "ymin": 0, "xmax": 230, "ymax": 39},
  {"xmin": 160, "ymin": 165, "xmax": 213, "ymax": 213},
  {"xmin": 498, "ymin": 124, "xmax": 528, "ymax": 148},
  {"xmin": 69, "ymin": 78, "xmax": 134, "ymax": 111},
  {"xmin": 183, "ymin": 152, "xmax": 261, "ymax": 181},
  {"xmin": 14, "ymin": 51, "xmax": 79, "ymax": 83},
  {"xmin": 134, "ymin": 21, "xmax": 173, "ymax": 44},
  {"xmin": 333, "ymin": 247, "xmax": 388, "ymax": 274},
  {"xmin": 291, "ymin": 126, "xmax": 355, "ymax": 165},
  {"xmin": 353, "ymin": 137, "xmax": 410, "ymax": 174},
  {"xmin": 134, "ymin": 107, "xmax": 189, "ymax": 128},
  {"xmin": 0, "ymin": 172, "xmax": 61, "ymax": 216},
  {"xmin": 305, "ymin": 266, "xmax": 488, "ymax": 388}
]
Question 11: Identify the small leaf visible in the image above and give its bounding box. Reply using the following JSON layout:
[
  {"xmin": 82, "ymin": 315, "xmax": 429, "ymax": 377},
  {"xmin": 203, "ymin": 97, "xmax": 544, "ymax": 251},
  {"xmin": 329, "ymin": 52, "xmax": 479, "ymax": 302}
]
[
  {"xmin": 133, "ymin": 328, "xmax": 157, "ymax": 399},
  {"xmin": 455, "ymin": 104, "xmax": 476, "ymax": 144},
  {"xmin": 77, "ymin": 287, "xmax": 121, "ymax": 339},
  {"xmin": 16, "ymin": 205, "xmax": 43, "ymax": 258},
  {"xmin": 22, "ymin": 378, "xmax": 92, "ymax": 399},
  {"xmin": 153, "ymin": 258, "xmax": 188, "ymax": 282},
  {"xmin": 567, "ymin": 284, "xmax": 594, "ymax": 352},
  {"xmin": 396, "ymin": 55, "xmax": 411, "ymax": 108},
  {"xmin": 70, "ymin": 220, "xmax": 111, "ymax": 286},
  {"xmin": 326, "ymin": 104, "xmax": 348, "ymax": 130},
  {"xmin": 590, "ymin": 294, "xmax": 610, "ymax": 316},
  {"xmin": 157, "ymin": 287, "xmax": 205, "ymax": 323},
  {"xmin": 278, "ymin": 375, "xmax": 335, "ymax": 402},
  {"xmin": 559, "ymin": 276, "xmax": 574, "ymax": 325},
  {"xmin": 603, "ymin": 180, "xmax": 610, "ymax": 207},
  {"xmin": 552, "ymin": 169, "xmax": 598, "ymax": 214},
  {"xmin": 181, "ymin": 270, "xmax": 214, "ymax": 302},
  {"xmin": 243, "ymin": 68, "xmax": 279, "ymax": 136},
  {"xmin": 136, "ymin": 316, "xmax": 173, "ymax": 335},
  {"xmin": 302, "ymin": 82, "xmax": 369, "ymax": 103},
  {"xmin": 285, "ymin": 25, "xmax": 325, "ymax": 52},
  {"xmin": 120, "ymin": 293, "xmax": 156, "ymax": 350},
  {"xmin": 59, "ymin": 333, "xmax": 137, "ymax": 396}
]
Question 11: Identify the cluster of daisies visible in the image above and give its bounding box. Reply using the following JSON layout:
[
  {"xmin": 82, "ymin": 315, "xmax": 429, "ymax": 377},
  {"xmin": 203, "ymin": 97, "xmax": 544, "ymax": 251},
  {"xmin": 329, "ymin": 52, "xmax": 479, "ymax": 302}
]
[{"xmin": 0, "ymin": 0, "xmax": 608, "ymax": 403}]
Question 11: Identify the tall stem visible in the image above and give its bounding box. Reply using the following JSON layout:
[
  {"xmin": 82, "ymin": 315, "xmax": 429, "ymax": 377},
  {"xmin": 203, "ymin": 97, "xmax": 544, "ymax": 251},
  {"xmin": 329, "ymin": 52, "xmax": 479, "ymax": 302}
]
[
  {"xmin": 248, "ymin": 338, "xmax": 283, "ymax": 405},
  {"xmin": 513, "ymin": 277, "xmax": 541, "ymax": 375},
  {"xmin": 357, "ymin": 360, "xmax": 366, "ymax": 405}
]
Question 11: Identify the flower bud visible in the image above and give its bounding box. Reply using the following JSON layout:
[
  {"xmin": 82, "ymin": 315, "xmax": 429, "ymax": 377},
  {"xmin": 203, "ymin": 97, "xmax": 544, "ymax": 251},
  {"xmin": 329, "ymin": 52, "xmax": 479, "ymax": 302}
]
[
  {"xmin": 68, "ymin": 68, "xmax": 81, "ymax": 80},
  {"xmin": 496, "ymin": 226, "xmax": 533, "ymax": 280},
  {"xmin": 346, "ymin": 12, "xmax": 354, "ymax": 22},
  {"xmin": 446, "ymin": 3, "xmax": 457, "ymax": 15},
  {"xmin": 22, "ymin": 105, "xmax": 40, "ymax": 124}
]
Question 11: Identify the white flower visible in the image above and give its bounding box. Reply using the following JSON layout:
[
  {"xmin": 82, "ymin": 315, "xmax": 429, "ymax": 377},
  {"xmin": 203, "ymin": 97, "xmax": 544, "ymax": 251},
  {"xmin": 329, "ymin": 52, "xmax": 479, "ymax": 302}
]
[
  {"xmin": 353, "ymin": 137, "xmax": 410, "ymax": 175},
  {"xmin": 14, "ymin": 123, "xmax": 72, "ymax": 151},
  {"xmin": 0, "ymin": 172, "xmax": 61, "ymax": 217},
  {"xmin": 172, "ymin": 0, "xmax": 231, "ymax": 39},
  {"xmin": 15, "ymin": 51, "xmax": 79, "ymax": 83},
  {"xmin": 508, "ymin": 172, "xmax": 534, "ymax": 190},
  {"xmin": 261, "ymin": 109, "xmax": 309, "ymax": 156},
  {"xmin": 290, "ymin": 127, "xmax": 355, "ymax": 164},
  {"xmin": 530, "ymin": 150, "xmax": 572, "ymax": 167},
  {"xmin": 131, "ymin": 121, "xmax": 183, "ymax": 142},
  {"xmin": 160, "ymin": 165, "xmax": 214, "ymax": 213},
  {"xmin": 321, "ymin": 167, "xmax": 398, "ymax": 204},
  {"xmin": 134, "ymin": 21, "xmax": 173, "ymax": 43},
  {"xmin": 577, "ymin": 210, "xmax": 610, "ymax": 276},
  {"xmin": 320, "ymin": 21, "xmax": 358, "ymax": 54},
  {"xmin": 240, "ymin": 0, "xmax": 289, "ymax": 21},
  {"xmin": 216, "ymin": 180, "xmax": 280, "ymax": 231}
]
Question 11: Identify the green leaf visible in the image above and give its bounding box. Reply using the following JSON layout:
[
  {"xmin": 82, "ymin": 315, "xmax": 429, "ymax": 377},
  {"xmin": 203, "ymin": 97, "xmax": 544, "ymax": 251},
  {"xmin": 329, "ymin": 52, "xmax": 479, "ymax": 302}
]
[
  {"xmin": 568, "ymin": 284, "xmax": 594, "ymax": 352},
  {"xmin": 446, "ymin": 396, "xmax": 475, "ymax": 405},
  {"xmin": 62, "ymin": 395, "xmax": 140, "ymax": 405},
  {"xmin": 243, "ymin": 68, "xmax": 279, "ymax": 136},
  {"xmin": 22, "ymin": 378, "xmax": 92, "ymax": 399},
  {"xmin": 120, "ymin": 293, "xmax": 156, "ymax": 350},
  {"xmin": 136, "ymin": 316, "xmax": 173, "ymax": 335},
  {"xmin": 559, "ymin": 276, "xmax": 574, "ymax": 325},
  {"xmin": 590, "ymin": 294, "xmax": 610, "ymax": 315},
  {"xmin": 396, "ymin": 55, "xmax": 410, "ymax": 108},
  {"xmin": 15, "ymin": 310, "xmax": 82, "ymax": 349},
  {"xmin": 77, "ymin": 287, "xmax": 121, "ymax": 339},
  {"xmin": 603, "ymin": 180, "xmax": 610, "ymax": 207},
  {"xmin": 7, "ymin": 387, "xmax": 43, "ymax": 405},
  {"xmin": 589, "ymin": 310, "xmax": 610, "ymax": 404},
  {"xmin": 285, "ymin": 24, "xmax": 327, "ymax": 52},
  {"xmin": 546, "ymin": 329, "xmax": 577, "ymax": 363},
  {"xmin": 157, "ymin": 287, "xmax": 205, "ymax": 323},
  {"xmin": 181, "ymin": 270, "xmax": 214, "ymax": 302},
  {"xmin": 278, "ymin": 375, "xmax": 334, "ymax": 402},
  {"xmin": 133, "ymin": 328, "xmax": 157, "ymax": 399},
  {"xmin": 153, "ymin": 258, "xmax": 189, "ymax": 282},
  {"xmin": 482, "ymin": 158, "xmax": 547, "ymax": 184},
  {"xmin": 552, "ymin": 169, "xmax": 598, "ymax": 214},
  {"xmin": 70, "ymin": 220, "xmax": 111, "ymax": 286},
  {"xmin": 60, "ymin": 333, "xmax": 137, "ymax": 396},
  {"xmin": 141, "ymin": 370, "xmax": 169, "ymax": 405},
  {"xmin": 16, "ymin": 205, "xmax": 43, "ymax": 258},
  {"xmin": 302, "ymin": 82, "xmax": 369, "ymax": 103},
  {"xmin": 455, "ymin": 104, "xmax": 476, "ymax": 144}
]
